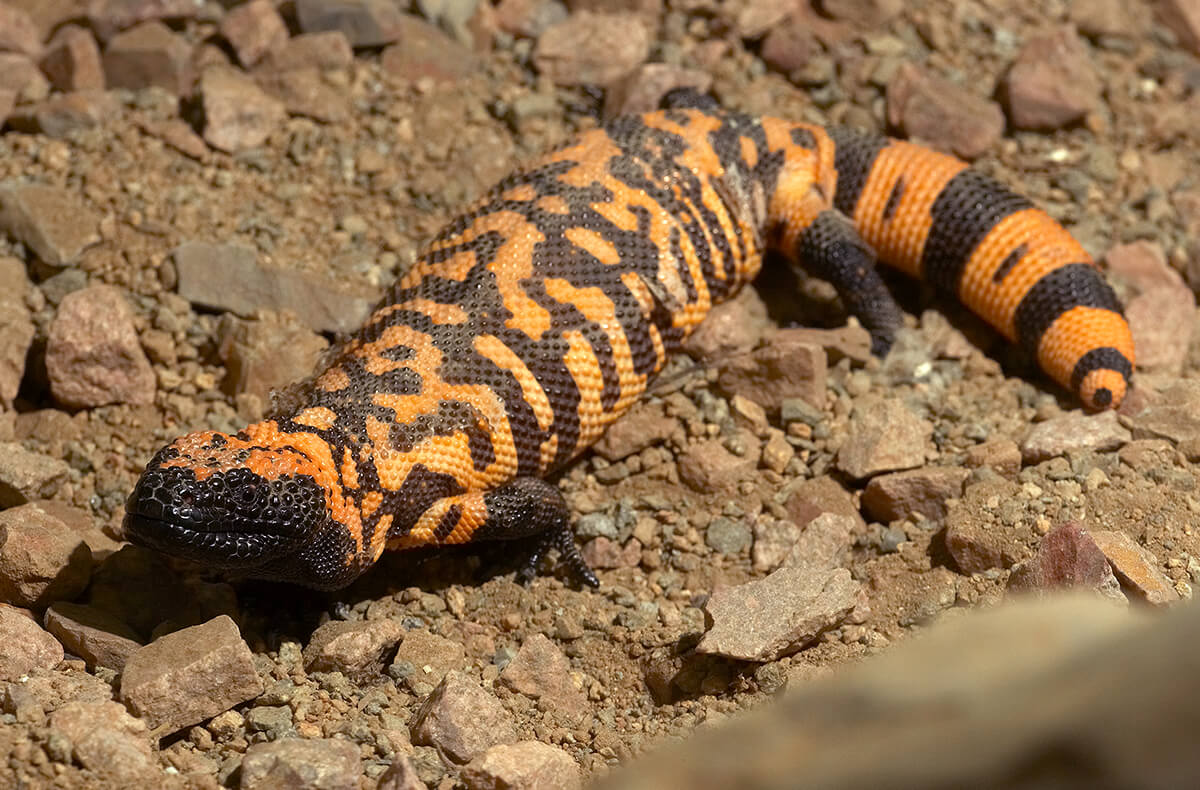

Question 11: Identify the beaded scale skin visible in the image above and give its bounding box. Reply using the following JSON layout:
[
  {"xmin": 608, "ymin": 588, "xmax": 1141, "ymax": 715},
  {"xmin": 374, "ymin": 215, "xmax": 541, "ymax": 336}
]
[{"xmin": 125, "ymin": 93, "xmax": 1135, "ymax": 590}]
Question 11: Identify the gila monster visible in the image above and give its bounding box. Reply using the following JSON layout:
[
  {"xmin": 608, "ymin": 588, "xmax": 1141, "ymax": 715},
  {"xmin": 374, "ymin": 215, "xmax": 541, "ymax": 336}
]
[{"xmin": 124, "ymin": 91, "xmax": 1135, "ymax": 590}]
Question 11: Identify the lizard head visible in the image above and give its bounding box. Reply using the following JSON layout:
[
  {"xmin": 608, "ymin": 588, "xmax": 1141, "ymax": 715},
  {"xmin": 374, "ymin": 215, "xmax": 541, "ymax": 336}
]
[{"xmin": 124, "ymin": 424, "xmax": 362, "ymax": 589}]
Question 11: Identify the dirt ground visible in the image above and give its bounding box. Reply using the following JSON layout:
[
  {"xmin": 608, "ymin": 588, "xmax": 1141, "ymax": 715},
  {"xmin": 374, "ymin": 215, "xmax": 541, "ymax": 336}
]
[{"xmin": 1, "ymin": 0, "xmax": 1200, "ymax": 788}]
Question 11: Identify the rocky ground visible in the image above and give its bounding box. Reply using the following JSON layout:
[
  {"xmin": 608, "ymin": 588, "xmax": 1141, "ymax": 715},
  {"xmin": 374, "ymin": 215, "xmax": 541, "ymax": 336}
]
[{"xmin": 0, "ymin": 0, "xmax": 1199, "ymax": 788}]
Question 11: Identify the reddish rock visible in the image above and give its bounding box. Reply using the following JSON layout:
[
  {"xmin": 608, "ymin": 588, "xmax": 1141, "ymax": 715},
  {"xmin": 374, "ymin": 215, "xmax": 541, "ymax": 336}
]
[
  {"xmin": 43, "ymin": 601, "xmax": 142, "ymax": 671},
  {"xmin": 390, "ymin": 629, "xmax": 466, "ymax": 688},
  {"xmin": 0, "ymin": 88, "xmax": 13, "ymax": 126},
  {"xmin": 0, "ymin": 502, "xmax": 93, "ymax": 608},
  {"xmin": 836, "ymin": 398, "xmax": 933, "ymax": 479},
  {"xmin": 717, "ymin": 336, "xmax": 827, "ymax": 412},
  {"xmin": 40, "ymin": 25, "xmax": 104, "ymax": 91},
  {"xmin": 135, "ymin": 116, "xmax": 209, "ymax": 160},
  {"xmin": 256, "ymin": 67, "xmax": 350, "ymax": 123},
  {"xmin": 87, "ymin": 0, "xmax": 203, "ymax": 41},
  {"xmin": 581, "ymin": 535, "xmax": 640, "ymax": 569},
  {"xmin": 199, "ymin": 65, "xmax": 287, "ymax": 153},
  {"xmin": 862, "ymin": 466, "xmax": 971, "ymax": 523},
  {"xmin": 240, "ymin": 738, "xmax": 362, "ymax": 789},
  {"xmin": 380, "ymin": 15, "xmax": 476, "ymax": 83},
  {"xmin": 783, "ymin": 475, "xmax": 865, "ymax": 530},
  {"xmin": 735, "ymin": 0, "xmax": 794, "ymax": 38},
  {"xmin": 594, "ymin": 400, "xmax": 678, "ymax": 461},
  {"xmin": 0, "ymin": 257, "xmax": 34, "ymax": 407},
  {"xmin": 677, "ymin": 436, "xmax": 760, "ymax": 494},
  {"xmin": 217, "ymin": 312, "xmax": 328, "ymax": 402},
  {"xmin": 1125, "ymin": 284, "xmax": 1196, "ymax": 375},
  {"xmin": 378, "ymin": 754, "xmax": 429, "ymax": 790},
  {"xmin": 886, "ymin": 62, "xmax": 1004, "ymax": 159},
  {"xmin": 603, "ymin": 63, "xmax": 711, "ymax": 118},
  {"xmin": 303, "ymin": 618, "xmax": 404, "ymax": 683},
  {"xmin": 8, "ymin": 90, "xmax": 121, "ymax": 138},
  {"xmin": 1007, "ymin": 522, "xmax": 1122, "ymax": 599},
  {"xmin": 0, "ymin": 52, "xmax": 49, "ymax": 102},
  {"xmin": 819, "ymin": 0, "xmax": 903, "ymax": 29},
  {"xmin": 0, "ymin": 604, "xmax": 63, "ymax": 681},
  {"xmin": 1104, "ymin": 241, "xmax": 1183, "ymax": 293},
  {"xmin": 494, "ymin": 0, "xmax": 568, "ymax": 38},
  {"xmin": 782, "ymin": 512, "xmax": 857, "ymax": 575},
  {"xmin": 1157, "ymin": 0, "xmax": 1200, "ymax": 55},
  {"xmin": 220, "ymin": 0, "xmax": 288, "ymax": 67},
  {"xmin": 48, "ymin": 701, "xmax": 156, "ymax": 782},
  {"xmin": 684, "ymin": 286, "xmax": 772, "ymax": 359},
  {"xmin": 412, "ymin": 671, "xmax": 519, "ymax": 764},
  {"xmin": 1001, "ymin": 25, "xmax": 1100, "ymax": 130},
  {"xmin": 964, "ymin": 438, "xmax": 1022, "ymax": 479},
  {"xmin": 761, "ymin": 13, "xmax": 819, "ymax": 74},
  {"xmin": 102, "ymin": 20, "xmax": 192, "ymax": 94},
  {"xmin": 0, "ymin": 443, "xmax": 70, "ymax": 508},
  {"xmin": 462, "ymin": 741, "xmax": 582, "ymax": 790},
  {"xmin": 294, "ymin": 0, "xmax": 407, "ymax": 47},
  {"xmin": 944, "ymin": 480, "xmax": 1031, "ymax": 574},
  {"xmin": 498, "ymin": 633, "xmax": 588, "ymax": 722},
  {"xmin": 119, "ymin": 615, "xmax": 264, "ymax": 733},
  {"xmin": 1090, "ymin": 530, "xmax": 1180, "ymax": 607},
  {"xmin": 773, "ymin": 325, "xmax": 873, "ymax": 365},
  {"xmin": 0, "ymin": 4, "xmax": 43, "ymax": 57},
  {"xmin": 1020, "ymin": 410, "xmax": 1131, "ymax": 465},
  {"xmin": 761, "ymin": 430, "xmax": 795, "ymax": 474},
  {"xmin": 1070, "ymin": 0, "xmax": 1144, "ymax": 39},
  {"xmin": 46, "ymin": 284, "xmax": 155, "ymax": 408},
  {"xmin": 697, "ymin": 567, "xmax": 863, "ymax": 662},
  {"xmin": 534, "ymin": 11, "xmax": 649, "ymax": 86},
  {"xmin": 259, "ymin": 31, "xmax": 353, "ymax": 73},
  {"xmin": 0, "ymin": 182, "xmax": 104, "ymax": 268}
]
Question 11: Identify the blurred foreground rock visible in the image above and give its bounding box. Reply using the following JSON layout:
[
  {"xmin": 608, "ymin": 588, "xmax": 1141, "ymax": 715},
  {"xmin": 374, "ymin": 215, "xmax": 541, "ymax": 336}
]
[{"xmin": 601, "ymin": 596, "xmax": 1200, "ymax": 790}]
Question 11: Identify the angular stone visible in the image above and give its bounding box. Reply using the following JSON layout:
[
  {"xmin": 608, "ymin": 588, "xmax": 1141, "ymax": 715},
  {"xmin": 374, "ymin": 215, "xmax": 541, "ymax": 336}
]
[
  {"xmin": 199, "ymin": 65, "xmax": 287, "ymax": 153},
  {"xmin": 760, "ymin": 12, "xmax": 818, "ymax": 74},
  {"xmin": 696, "ymin": 567, "xmax": 862, "ymax": 662},
  {"xmin": 217, "ymin": 311, "xmax": 328, "ymax": 402},
  {"xmin": 734, "ymin": 0, "xmax": 793, "ymax": 37},
  {"xmin": 294, "ymin": 0, "xmax": 407, "ymax": 47},
  {"xmin": 220, "ymin": 0, "xmax": 288, "ymax": 67},
  {"xmin": 0, "ymin": 605, "xmax": 63, "ymax": 681},
  {"xmin": 1007, "ymin": 522, "xmax": 1122, "ymax": 600},
  {"xmin": 886, "ymin": 62, "xmax": 1004, "ymax": 159},
  {"xmin": 603, "ymin": 63, "xmax": 711, "ymax": 117},
  {"xmin": 0, "ymin": 52, "xmax": 49, "ymax": 102},
  {"xmin": 1157, "ymin": 0, "xmax": 1200, "ymax": 55},
  {"xmin": 819, "ymin": 0, "xmax": 902, "ymax": 28},
  {"xmin": 239, "ymin": 737, "xmax": 361, "ymax": 790},
  {"xmin": 119, "ymin": 614, "xmax": 264, "ymax": 733},
  {"xmin": 380, "ymin": 15, "xmax": 476, "ymax": 83},
  {"xmin": 412, "ymin": 670, "xmax": 519, "ymax": 764},
  {"xmin": 48, "ymin": 701, "xmax": 156, "ymax": 782},
  {"xmin": 782, "ymin": 512, "xmax": 857, "ymax": 575},
  {"xmin": 390, "ymin": 629, "xmax": 466, "ymax": 689},
  {"xmin": 40, "ymin": 25, "xmax": 105, "ymax": 91},
  {"xmin": 862, "ymin": 466, "xmax": 971, "ymax": 523},
  {"xmin": 303, "ymin": 618, "xmax": 404, "ymax": 683},
  {"xmin": 1090, "ymin": 530, "xmax": 1180, "ymax": 607},
  {"xmin": 173, "ymin": 240, "xmax": 375, "ymax": 334},
  {"xmin": 259, "ymin": 31, "xmax": 353, "ymax": 72},
  {"xmin": 964, "ymin": 438, "xmax": 1022, "ymax": 479},
  {"xmin": 102, "ymin": 20, "xmax": 192, "ymax": 94},
  {"xmin": 1104, "ymin": 240, "xmax": 1184, "ymax": 293},
  {"xmin": 533, "ymin": 11, "xmax": 649, "ymax": 86},
  {"xmin": 8, "ymin": 90, "xmax": 121, "ymax": 138},
  {"xmin": 944, "ymin": 479, "xmax": 1031, "ymax": 574},
  {"xmin": 0, "ymin": 257, "xmax": 34, "ymax": 407},
  {"xmin": 1020, "ymin": 409, "xmax": 1131, "ymax": 464},
  {"xmin": 256, "ymin": 67, "xmax": 349, "ymax": 123},
  {"xmin": 43, "ymin": 601, "xmax": 143, "ymax": 671},
  {"xmin": 594, "ymin": 400, "xmax": 678, "ymax": 461},
  {"xmin": 0, "ymin": 443, "xmax": 70, "ymax": 508},
  {"xmin": 1124, "ymin": 284, "xmax": 1195, "ymax": 375},
  {"xmin": 498, "ymin": 633, "xmax": 587, "ymax": 722},
  {"xmin": 0, "ymin": 181, "xmax": 100, "ymax": 266},
  {"xmin": 0, "ymin": 4, "xmax": 42, "ymax": 57},
  {"xmin": 0, "ymin": 87, "xmax": 13, "ymax": 127},
  {"xmin": 378, "ymin": 753, "xmax": 428, "ymax": 790},
  {"xmin": 46, "ymin": 284, "xmax": 156, "ymax": 408},
  {"xmin": 0, "ymin": 503, "xmax": 92, "ymax": 608},
  {"xmin": 717, "ymin": 336, "xmax": 827, "ymax": 412},
  {"xmin": 1002, "ymin": 25, "xmax": 1100, "ymax": 130},
  {"xmin": 580, "ymin": 535, "xmax": 639, "ymax": 569},
  {"xmin": 461, "ymin": 741, "xmax": 582, "ymax": 790},
  {"xmin": 684, "ymin": 286, "xmax": 772, "ymax": 359},
  {"xmin": 677, "ymin": 436, "xmax": 759, "ymax": 494},
  {"xmin": 783, "ymin": 475, "xmax": 865, "ymax": 530},
  {"xmin": 836, "ymin": 398, "xmax": 932, "ymax": 479},
  {"xmin": 87, "ymin": 0, "xmax": 203, "ymax": 41}
]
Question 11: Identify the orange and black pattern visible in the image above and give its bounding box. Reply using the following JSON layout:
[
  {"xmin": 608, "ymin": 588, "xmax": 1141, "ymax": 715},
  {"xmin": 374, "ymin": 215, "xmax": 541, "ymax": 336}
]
[{"xmin": 125, "ymin": 93, "xmax": 1135, "ymax": 589}]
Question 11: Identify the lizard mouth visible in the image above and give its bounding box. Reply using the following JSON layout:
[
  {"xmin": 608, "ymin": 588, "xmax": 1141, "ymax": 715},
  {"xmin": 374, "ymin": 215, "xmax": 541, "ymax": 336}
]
[{"xmin": 122, "ymin": 509, "xmax": 293, "ymax": 569}]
